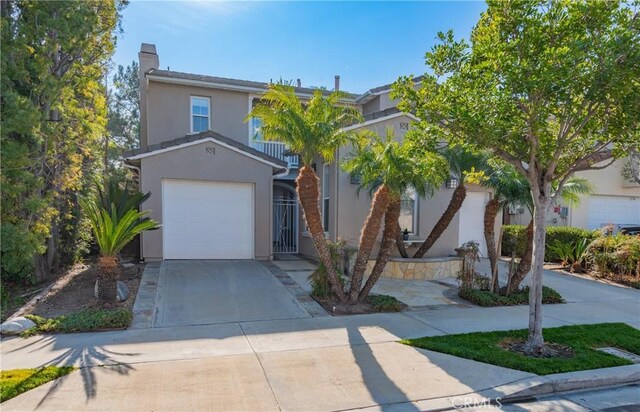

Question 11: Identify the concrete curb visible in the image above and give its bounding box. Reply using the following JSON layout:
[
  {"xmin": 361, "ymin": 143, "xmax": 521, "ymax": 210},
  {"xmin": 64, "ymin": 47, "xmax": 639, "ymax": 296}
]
[{"xmin": 486, "ymin": 364, "xmax": 640, "ymax": 403}]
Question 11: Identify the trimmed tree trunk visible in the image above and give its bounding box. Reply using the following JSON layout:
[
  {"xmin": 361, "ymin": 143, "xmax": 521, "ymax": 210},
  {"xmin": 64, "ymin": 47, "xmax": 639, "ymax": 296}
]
[
  {"xmin": 413, "ymin": 184, "xmax": 467, "ymax": 258},
  {"xmin": 484, "ymin": 197, "xmax": 501, "ymax": 293},
  {"xmin": 505, "ymin": 219, "xmax": 534, "ymax": 295},
  {"xmin": 296, "ymin": 165, "xmax": 347, "ymax": 302},
  {"xmin": 395, "ymin": 221, "xmax": 409, "ymax": 258},
  {"xmin": 358, "ymin": 197, "xmax": 401, "ymax": 302},
  {"xmin": 523, "ymin": 200, "xmax": 550, "ymax": 353},
  {"xmin": 348, "ymin": 185, "xmax": 391, "ymax": 303},
  {"xmin": 97, "ymin": 255, "xmax": 119, "ymax": 303}
]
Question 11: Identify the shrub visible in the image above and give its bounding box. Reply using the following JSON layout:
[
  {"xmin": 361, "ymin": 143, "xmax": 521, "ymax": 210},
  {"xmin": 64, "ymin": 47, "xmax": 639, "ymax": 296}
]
[
  {"xmin": 459, "ymin": 286, "xmax": 564, "ymax": 307},
  {"xmin": 501, "ymin": 225, "xmax": 598, "ymax": 262},
  {"xmin": 586, "ymin": 234, "xmax": 640, "ymax": 278},
  {"xmin": 23, "ymin": 308, "xmax": 132, "ymax": 336},
  {"xmin": 365, "ymin": 294, "xmax": 404, "ymax": 312},
  {"xmin": 308, "ymin": 240, "xmax": 347, "ymax": 299},
  {"xmin": 548, "ymin": 238, "xmax": 590, "ymax": 271}
]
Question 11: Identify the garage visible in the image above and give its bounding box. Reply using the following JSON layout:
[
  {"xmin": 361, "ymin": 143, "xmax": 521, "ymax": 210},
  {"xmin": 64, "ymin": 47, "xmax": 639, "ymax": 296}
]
[
  {"xmin": 162, "ymin": 179, "xmax": 254, "ymax": 259},
  {"xmin": 587, "ymin": 195, "xmax": 640, "ymax": 230}
]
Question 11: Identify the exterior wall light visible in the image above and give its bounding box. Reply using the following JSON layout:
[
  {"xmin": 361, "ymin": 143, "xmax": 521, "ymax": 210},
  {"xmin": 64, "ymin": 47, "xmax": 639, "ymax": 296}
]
[{"xmin": 445, "ymin": 177, "xmax": 459, "ymax": 189}]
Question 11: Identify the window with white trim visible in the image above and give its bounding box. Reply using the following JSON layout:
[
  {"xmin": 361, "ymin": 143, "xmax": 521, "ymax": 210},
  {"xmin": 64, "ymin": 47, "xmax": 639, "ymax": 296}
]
[
  {"xmin": 322, "ymin": 164, "xmax": 330, "ymax": 233},
  {"xmin": 399, "ymin": 187, "xmax": 418, "ymax": 234},
  {"xmin": 191, "ymin": 96, "xmax": 210, "ymax": 133}
]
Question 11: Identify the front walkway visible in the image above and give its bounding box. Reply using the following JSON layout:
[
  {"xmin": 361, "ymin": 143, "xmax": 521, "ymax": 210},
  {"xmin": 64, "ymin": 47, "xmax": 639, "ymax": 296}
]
[{"xmin": 1, "ymin": 259, "xmax": 638, "ymax": 411}]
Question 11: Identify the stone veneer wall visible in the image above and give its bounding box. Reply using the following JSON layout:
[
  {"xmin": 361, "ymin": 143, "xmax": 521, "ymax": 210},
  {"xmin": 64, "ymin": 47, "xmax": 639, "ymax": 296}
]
[{"xmin": 365, "ymin": 257, "xmax": 462, "ymax": 281}]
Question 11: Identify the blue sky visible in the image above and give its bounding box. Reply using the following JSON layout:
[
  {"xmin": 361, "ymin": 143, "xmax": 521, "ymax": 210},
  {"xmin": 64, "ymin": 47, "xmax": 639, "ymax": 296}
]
[{"xmin": 112, "ymin": 1, "xmax": 486, "ymax": 94}]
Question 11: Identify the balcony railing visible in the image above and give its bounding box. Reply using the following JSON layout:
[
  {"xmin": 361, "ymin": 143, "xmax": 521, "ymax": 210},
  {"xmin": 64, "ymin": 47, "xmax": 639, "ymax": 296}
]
[{"xmin": 252, "ymin": 140, "xmax": 299, "ymax": 169}]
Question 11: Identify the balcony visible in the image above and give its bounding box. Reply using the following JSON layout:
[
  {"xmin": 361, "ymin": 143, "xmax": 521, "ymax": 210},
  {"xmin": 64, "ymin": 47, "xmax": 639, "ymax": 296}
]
[{"xmin": 251, "ymin": 140, "xmax": 299, "ymax": 169}]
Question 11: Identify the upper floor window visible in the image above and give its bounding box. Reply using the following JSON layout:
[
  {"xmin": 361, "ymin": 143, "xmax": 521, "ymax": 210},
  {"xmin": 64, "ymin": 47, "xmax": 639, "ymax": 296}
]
[
  {"xmin": 191, "ymin": 96, "xmax": 210, "ymax": 133},
  {"xmin": 251, "ymin": 116, "xmax": 263, "ymax": 141},
  {"xmin": 399, "ymin": 187, "xmax": 418, "ymax": 235}
]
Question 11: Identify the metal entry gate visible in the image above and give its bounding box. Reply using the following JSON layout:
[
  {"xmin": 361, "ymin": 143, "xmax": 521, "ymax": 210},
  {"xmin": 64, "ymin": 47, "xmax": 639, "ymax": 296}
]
[{"xmin": 273, "ymin": 197, "xmax": 298, "ymax": 253}]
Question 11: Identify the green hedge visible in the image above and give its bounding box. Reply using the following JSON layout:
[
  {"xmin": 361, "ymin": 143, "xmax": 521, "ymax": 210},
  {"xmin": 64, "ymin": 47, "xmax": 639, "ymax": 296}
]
[
  {"xmin": 501, "ymin": 225, "xmax": 598, "ymax": 262},
  {"xmin": 23, "ymin": 308, "xmax": 132, "ymax": 336}
]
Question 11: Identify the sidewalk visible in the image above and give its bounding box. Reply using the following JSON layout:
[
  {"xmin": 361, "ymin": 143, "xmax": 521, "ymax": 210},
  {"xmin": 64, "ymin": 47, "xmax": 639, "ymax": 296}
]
[{"xmin": 1, "ymin": 262, "xmax": 638, "ymax": 411}]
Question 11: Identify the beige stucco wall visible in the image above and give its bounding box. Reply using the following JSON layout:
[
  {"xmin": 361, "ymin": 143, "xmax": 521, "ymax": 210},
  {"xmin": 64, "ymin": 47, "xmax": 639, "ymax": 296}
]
[
  {"xmin": 146, "ymin": 81, "xmax": 251, "ymax": 147},
  {"xmin": 327, "ymin": 114, "xmax": 496, "ymax": 259},
  {"xmin": 139, "ymin": 141, "xmax": 274, "ymax": 261}
]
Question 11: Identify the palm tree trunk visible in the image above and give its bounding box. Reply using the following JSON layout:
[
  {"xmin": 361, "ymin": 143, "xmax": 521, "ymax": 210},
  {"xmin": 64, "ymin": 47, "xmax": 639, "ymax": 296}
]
[
  {"xmin": 506, "ymin": 219, "xmax": 534, "ymax": 295},
  {"xmin": 296, "ymin": 165, "xmax": 347, "ymax": 302},
  {"xmin": 413, "ymin": 184, "xmax": 467, "ymax": 258},
  {"xmin": 348, "ymin": 185, "xmax": 390, "ymax": 302},
  {"xmin": 358, "ymin": 197, "xmax": 401, "ymax": 302},
  {"xmin": 97, "ymin": 255, "xmax": 119, "ymax": 303},
  {"xmin": 395, "ymin": 221, "xmax": 409, "ymax": 258},
  {"xmin": 484, "ymin": 197, "xmax": 500, "ymax": 292}
]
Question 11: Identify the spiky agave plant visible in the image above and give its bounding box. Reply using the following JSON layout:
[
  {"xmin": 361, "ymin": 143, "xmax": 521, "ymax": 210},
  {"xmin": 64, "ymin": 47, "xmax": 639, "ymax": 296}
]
[{"xmin": 81, "ymin": 198, "xmax": 158, "ymax": 303}]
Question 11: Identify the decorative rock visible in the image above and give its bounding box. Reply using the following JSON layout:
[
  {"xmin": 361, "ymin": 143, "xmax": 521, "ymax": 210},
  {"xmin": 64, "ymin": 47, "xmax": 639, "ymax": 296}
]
[
  {"xmin": 94, "ymin": 280, "xmax": 129, "ymax": 302},
  {"xmin": 1, "ymin": 316, "xmax": 36, "ymax": 335}
]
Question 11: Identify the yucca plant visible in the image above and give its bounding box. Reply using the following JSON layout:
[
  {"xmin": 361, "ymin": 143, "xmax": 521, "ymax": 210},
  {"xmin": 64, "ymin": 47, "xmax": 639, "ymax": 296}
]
[{"xmin": 81, "ymin": 199, "xmax": 158, "ymax": 303}]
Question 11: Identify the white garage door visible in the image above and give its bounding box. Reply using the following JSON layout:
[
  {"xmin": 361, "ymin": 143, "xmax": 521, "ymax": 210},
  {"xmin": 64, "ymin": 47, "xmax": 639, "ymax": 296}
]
[
  {"xmin": 587, "ymin": 195, "xmax": 640, "ymax": 230},
  {"xmin": 162, "ymin": 180, "xmax": 254, "ymax": 259},
  {"xmin": 458, "ymin": 192, "xmax": 488, "ymax": 257}
]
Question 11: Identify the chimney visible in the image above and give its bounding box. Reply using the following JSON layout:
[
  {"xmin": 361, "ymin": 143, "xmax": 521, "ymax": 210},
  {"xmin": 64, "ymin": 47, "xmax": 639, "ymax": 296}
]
[
  {"xmin": 334, "ymin": 75, "xmax": 340, "ymax": 92},
  {"xmin": 138, "ymin": 43, "xmax": 159, "ymax": 149},
  {"xmin": 296, "ymin": 78, "xmax": 301, "ymax": 88}
]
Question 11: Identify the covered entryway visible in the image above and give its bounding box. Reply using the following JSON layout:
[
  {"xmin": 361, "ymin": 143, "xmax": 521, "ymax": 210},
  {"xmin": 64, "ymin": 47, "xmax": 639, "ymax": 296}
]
[
  {"xmin": 587, "ymin": 195, "xmax": 640, "ymax": 230},
  {"xmin": 458, "ymin": 192, "xmax": 488, "ymax": 257},
  {"xmin": 163, "ymin": 179, "xmax": 254, "ymax": 259},
  {"xmin": 273, "ymin": 182, "xmax": 298, "ymax": 254}
]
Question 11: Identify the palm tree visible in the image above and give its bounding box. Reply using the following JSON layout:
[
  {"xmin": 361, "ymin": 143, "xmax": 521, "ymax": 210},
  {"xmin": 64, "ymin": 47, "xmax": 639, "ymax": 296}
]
[
  {"xmin": 81, "ymin": 199, "xmax": 158, "ymax": 303},
  {"xmin": 413, "ymin": 146, "xmax": 488, "ymax": 258},
  {"xmin": 482, "ymin": 164, "xmax": 530, "ymax": 292},
  {"xmin": 342, "ymin": 129, "xmax": 447, "ymax": 302},
  {"xmin": 246, "ymin": 85, "xmax": 362, "ymax": 302},
  {"xmin": 482, "ymin": 164, "xmax": 594, "ymax": 294}
]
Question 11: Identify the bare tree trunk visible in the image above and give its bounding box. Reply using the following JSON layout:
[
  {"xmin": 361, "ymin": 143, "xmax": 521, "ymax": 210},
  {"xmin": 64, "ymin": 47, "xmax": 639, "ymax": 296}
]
[
  {"xmin": 484, "ymin": 197, "xmax": 500, "ymax": 292},
  {"xmin": 97, "ymin": 255, "xmax": 119, "ymax": 303},
  {"xmin": 348, "ymin": 185, "xmax": 390, "ymax": 303},
  {"xmin": 395, "ymin": 221, "xmax": 409, "ymax": 258},
  {"xmin": 413, "ymin": 184, "xmax": 467, "ymax": 258},
  {"xmin": 358, "ymin": 197, "xmax": 401, "ymax": 301},
  {"xmin": 297, "ymin": 165, "xmax": 347, "ymax": 302},
  {"xmin": 523, "ymin": 194, "xmax": 551, "ymax": 353},
  {"xmin": 506, "ymin": 219, "xmax": 534, "ymax": 295}
]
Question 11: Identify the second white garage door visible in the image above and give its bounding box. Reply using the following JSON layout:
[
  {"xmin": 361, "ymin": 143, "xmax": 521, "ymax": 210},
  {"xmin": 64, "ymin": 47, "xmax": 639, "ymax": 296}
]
[
  {"xmin": 162, "ymin": 179, "xmax": 254, "ymax": 259},
  {"xmin": 459, "ymin": 192, "xmax": 488, "ymax": 257},
  {"xmin": 587, "ymin": 195, "xmax": 640, "ymax": 230}
]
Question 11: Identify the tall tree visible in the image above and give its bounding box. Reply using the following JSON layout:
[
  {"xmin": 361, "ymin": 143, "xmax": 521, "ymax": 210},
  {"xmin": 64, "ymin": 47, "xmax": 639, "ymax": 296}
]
[
  {"xmin": 1, "ymin": 0, "xmax": 125, "ymax": 282},
  {"xmin": 394, "ymin": 1, "xmax": 639, "ymax": 352},
  {"xmin": 342, "ymin": 128, "xmax": 447, "ymax": 303},
  {"xmin": 247, "ymin": 85, "xmax": 362, "ymax": 302},
  {"xmin": 412, "ymin": 146, "xmax": 487, "ymax": 258}
]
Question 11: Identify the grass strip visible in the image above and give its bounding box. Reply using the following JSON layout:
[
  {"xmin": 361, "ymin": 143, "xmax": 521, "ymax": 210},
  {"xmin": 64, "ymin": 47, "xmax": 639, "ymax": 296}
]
[
  {"xmin": 402, "ymin": 323, "xmax": 640, "ymax": 375},
  {"xmin": 1, "ymin": 367, "xmax": 75, "ymax": 402}
]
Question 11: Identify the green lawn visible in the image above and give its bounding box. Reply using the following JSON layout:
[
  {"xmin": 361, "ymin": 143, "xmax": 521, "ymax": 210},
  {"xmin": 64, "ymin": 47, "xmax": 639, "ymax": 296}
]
[
  {"xmin": 1, "ymin": 367, "xmax": 75, "ymax": 402},
  {"xmin": 402, "ymin": 323, "xmax": 640, "ymax": 375}
]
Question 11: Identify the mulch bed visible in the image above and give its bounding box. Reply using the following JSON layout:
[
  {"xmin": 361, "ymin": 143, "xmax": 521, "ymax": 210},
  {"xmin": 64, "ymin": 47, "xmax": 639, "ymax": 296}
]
[
  {"xmin": 25, "ymin": 261, "xmax": 145, "ymax": 319},
  {"xmin": 500, "ymin": 337, "xmax": 575, "ymax": 359},
  {"xmin": 313, "ymin": 297, "xmax": 408, "ymax": 315}
]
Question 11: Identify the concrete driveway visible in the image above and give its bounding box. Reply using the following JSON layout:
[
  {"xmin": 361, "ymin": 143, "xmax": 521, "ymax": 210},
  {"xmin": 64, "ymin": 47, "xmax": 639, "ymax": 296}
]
[{"xmin": 152, "ymin": 260, "xmax": 310, "ymax": 327}]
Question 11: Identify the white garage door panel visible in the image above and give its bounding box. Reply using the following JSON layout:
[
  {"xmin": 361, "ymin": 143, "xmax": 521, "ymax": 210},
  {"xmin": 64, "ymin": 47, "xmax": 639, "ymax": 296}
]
[
  {"xmin": 587, "ymin": 195, "xmax": 640, "ymax": 230},
  {"xmin": 163, "ymin": 180, "xmax": 254, "ymax": 259},
  {"xmin": 458, "ymin": 192, "xmax": 488, "ymax": 257}
]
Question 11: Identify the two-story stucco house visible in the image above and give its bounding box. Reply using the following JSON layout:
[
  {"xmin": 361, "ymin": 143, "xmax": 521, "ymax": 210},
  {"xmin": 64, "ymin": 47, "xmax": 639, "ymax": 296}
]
[{"xmin": 123, "ymin": 43, "xmax": 497, "ymax": 262}]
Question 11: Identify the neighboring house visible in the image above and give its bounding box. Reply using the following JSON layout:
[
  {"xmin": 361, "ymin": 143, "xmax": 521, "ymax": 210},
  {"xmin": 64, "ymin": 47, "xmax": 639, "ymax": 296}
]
[
  {"xmin": 506, "ymin": 159, "xmax": 640, "ymax": 231},
  {"xmin": 123, "ymin": 43, "xmax": 497, "ymax": 262}
]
